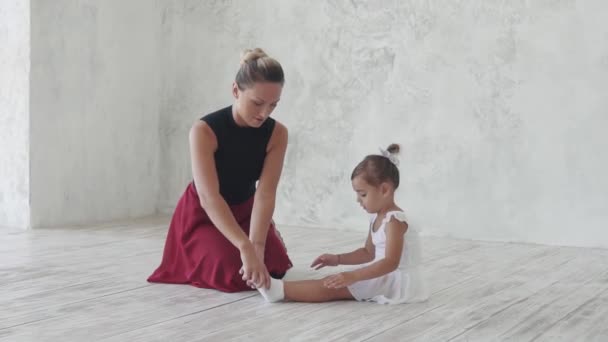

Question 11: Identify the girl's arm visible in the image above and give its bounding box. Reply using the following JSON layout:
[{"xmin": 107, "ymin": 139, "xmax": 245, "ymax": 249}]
[
  {"xmin": 310, "ymin": 231, "xmax": 374, "ymax": 269},
  {"xmin": 337, "ymin": 230, "xmax": 375, "ymax": 265},
  {"xmin": 248, "ymin": 122, "xmax": 288, "ymax": 258},
  {"xmin": 324, "ymin": 218, "xmax": 408, "ymax": 288}
]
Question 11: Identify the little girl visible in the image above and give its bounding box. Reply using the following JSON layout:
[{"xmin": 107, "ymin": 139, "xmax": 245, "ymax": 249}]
[{"xmin": 256, "ymin": 144, "xmax": 428, "ymax": 304}]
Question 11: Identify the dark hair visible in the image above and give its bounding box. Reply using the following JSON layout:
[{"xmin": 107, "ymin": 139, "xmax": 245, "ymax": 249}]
[
  {"xmin": 235, "ymin": 48, "xmax": 284, "ymax": 90},
  {"xmin": 351, "ymin": 144, "xmax": 400, "ymax": 188}
]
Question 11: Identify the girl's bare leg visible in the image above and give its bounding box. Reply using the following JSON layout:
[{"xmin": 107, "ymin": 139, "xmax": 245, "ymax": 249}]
[{"xmin": 284, "ymin": 279, "xmax": 354, "ymax": 302}]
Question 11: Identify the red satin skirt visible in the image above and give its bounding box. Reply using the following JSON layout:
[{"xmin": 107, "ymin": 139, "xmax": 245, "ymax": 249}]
[{"xmin": 148, "ymin": 182, "xmax": 293, "ymax": 292}]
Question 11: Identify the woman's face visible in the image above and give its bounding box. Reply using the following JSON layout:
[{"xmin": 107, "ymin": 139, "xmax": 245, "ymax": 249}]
[{"xmin": 233, "ymin": 81, "xmax": 282, "ymax": 128}]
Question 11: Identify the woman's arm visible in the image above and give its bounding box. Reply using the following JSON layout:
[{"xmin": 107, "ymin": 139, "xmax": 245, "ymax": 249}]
[
  {"xmin": 248, "ymin": 122, "xmax": 288, "ymax": 252},
  {"xmin": 189, "ymin": 121, "xmax": 268, "ymax": 288}
]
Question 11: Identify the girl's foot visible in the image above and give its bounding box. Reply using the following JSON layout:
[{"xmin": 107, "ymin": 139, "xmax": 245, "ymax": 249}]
[{"xmin": 257, "ymin": 278, "xmax": 285, "ymax": 302}]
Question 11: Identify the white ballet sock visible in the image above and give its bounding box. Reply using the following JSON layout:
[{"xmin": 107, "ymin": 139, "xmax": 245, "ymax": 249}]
[{"xmin": 257, "ymin": 278, "xmax": 285, "ymax": 303}]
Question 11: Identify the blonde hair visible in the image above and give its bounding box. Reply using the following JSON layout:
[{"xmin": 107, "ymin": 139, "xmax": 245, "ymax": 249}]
[{"xmin": 235, "ymin": 48, "xmax": 285, "ymax": 90}]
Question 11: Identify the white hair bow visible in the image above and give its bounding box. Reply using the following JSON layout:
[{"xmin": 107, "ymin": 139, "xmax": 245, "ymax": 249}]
[{"xmin": 379, "ymin": 147, "xmax": 399, "ymax": 166}]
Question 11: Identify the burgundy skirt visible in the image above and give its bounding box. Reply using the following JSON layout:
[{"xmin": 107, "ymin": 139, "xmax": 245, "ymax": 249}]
[{"xmin": 148, "ymin": 182, "xmax": 293, "ymax": 292}]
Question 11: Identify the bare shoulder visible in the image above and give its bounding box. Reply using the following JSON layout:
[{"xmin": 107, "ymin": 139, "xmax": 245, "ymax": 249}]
[
  {"xmin": 385, "ymin": 215, "xmax": 408, "ymax": 234},
  {"xmin": 268, "ymin": 120, "xmax": 288, "ymax": 151},
  {"xmin": 273, "ymin": 120, "xmax": 288, "ymax": 140},
  {"xmin": 189, "ymin": 120, "xmax": 217, "ymax": 150}
]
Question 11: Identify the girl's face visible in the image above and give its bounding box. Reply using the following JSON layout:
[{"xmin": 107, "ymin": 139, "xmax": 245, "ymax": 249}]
[
  {"xmin": 232, "ymin": 81, "xmax": 282, "ymax": 128},
  {"xmin": 352, "ymin": 175, "xmax": 390, "ymax": 214}
]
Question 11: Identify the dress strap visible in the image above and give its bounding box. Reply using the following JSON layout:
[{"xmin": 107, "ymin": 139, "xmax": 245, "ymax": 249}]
[
  {"xmin": 368, "ymin": 214, "xmax": 378, "ymax": 231},
  {"xmin": 382, "ymin": 211, "xmax": 408, "ymax": 225}
]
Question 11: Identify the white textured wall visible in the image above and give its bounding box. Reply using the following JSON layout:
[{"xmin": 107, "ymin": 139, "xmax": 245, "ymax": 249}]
[
  {"xmin": 0, "ymin": 0, "xmax": 30, "ymax": 229},
  {"xmin": 157, "ymin": 2, "xmax": 235, "ymax": 212},
  {"xmin": 29, "ymin": 1, "xmax": 162, "ymax": 227},
  {"xmin": 159, "ymin": 1, "xmax": 608, "ymax": 248}
]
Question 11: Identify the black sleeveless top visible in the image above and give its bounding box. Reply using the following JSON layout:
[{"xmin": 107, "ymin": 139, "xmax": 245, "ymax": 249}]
[{"xmin": 200, "ymin": 106, "xmax": 276, "ymax": 205}]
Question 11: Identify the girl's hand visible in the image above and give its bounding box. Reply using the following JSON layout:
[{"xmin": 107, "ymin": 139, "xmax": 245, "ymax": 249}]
[
  {"xmin": 310, "ymin": 253, "xmax": 339, "ymax": 270},
  {"xmin": 323, "ymin": 272, "xmax": 357, "ymax": 288},
  {"xmin": 239, "ymin": 244, "xmax": 270, "ymax": 289}
]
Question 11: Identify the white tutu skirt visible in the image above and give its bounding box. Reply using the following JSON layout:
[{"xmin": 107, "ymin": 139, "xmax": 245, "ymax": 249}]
[{"xmin": 347, "ymin": 266, "xmax": 428, "ymax": 305}]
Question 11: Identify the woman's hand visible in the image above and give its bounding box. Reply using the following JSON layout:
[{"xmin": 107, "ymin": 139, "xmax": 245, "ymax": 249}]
[
  {"xmin": 323, "ymin": 272, "xmax": 357, "ymax": 289},
  {"xmin": 250, "ymin": 243, "xmax": 268, "ymax": 288},
  {"xmin": 310, "ymin": 253, "xmax": 340, "ymax": 270},
  {"xmin": 239, "ymin": 244, "xmax": 270, "ymax": 289}
]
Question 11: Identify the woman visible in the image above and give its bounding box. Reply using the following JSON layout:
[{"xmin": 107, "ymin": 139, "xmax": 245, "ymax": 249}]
[{"xmin": 148, "ymin": 48, "xmax": 292, "ymax": 292}]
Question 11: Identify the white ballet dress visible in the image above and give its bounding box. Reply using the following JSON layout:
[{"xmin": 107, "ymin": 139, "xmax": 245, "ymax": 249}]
[{"xmin": 347, "ymin": 211, "xmax": 429, "ymax": 304}]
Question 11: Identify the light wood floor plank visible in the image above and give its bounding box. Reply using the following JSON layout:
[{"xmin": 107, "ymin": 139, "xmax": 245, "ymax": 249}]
[{"xmin": 1, "ymin": 217, "xmax": 607, "ymax": 342}]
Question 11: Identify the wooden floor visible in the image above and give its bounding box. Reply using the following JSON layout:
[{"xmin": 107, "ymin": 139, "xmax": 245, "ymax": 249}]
[{"xmin": 1, "ymin": 217, "xmax": 608, "ymax": 342}]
